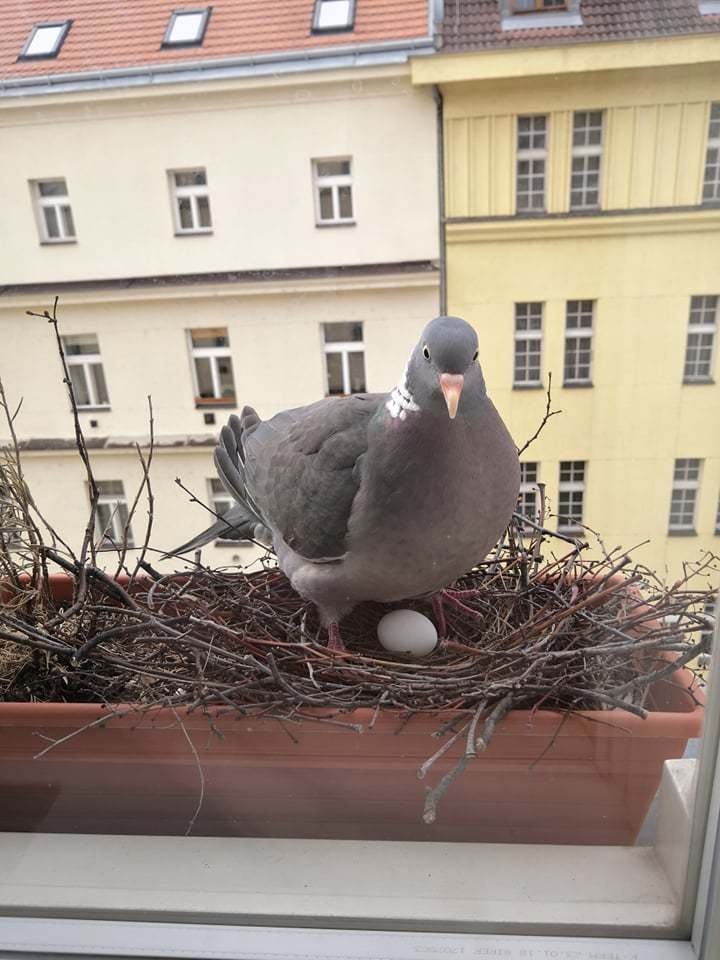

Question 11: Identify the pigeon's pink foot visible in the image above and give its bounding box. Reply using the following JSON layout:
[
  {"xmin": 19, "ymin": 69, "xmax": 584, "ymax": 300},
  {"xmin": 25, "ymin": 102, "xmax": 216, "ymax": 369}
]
[
  {"xmin": 431, "ymin": 592, "xmax": 447, "ymax": 638},
  {"xmin": 327, "ymin": 621, "xmax": 347, "ymax": 653}
]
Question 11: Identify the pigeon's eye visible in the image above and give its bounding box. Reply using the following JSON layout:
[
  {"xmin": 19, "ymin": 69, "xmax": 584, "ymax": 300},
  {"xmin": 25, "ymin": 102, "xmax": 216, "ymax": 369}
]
[
  {"xmin": 473, "ymin": 350, "xmax": 478, "ymax": 362},
  {"xmin": 423, "ymin": 345, "xmax": 431, "ymax": 361}
]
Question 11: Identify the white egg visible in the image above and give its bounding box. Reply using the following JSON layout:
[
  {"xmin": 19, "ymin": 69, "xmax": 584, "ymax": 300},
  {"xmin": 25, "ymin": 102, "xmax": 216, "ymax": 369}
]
[{"xmin": 377, "ymin": 609, "xmax": 438, "ymax": 658}]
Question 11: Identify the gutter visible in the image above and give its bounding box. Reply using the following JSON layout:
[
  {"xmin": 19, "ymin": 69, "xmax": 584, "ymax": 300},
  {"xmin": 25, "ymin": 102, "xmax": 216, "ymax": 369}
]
[
  {"xmin": 0, "ymin": 37, "xmax": 435, "ymax": 99},
  {"xmin": 433, "ymin": 84, "xmax": 447, "ymax": 315}
]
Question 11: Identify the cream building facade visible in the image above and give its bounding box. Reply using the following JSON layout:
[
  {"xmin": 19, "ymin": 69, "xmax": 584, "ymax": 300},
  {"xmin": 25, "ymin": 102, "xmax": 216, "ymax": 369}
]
[
  {"xmin": 413, "ymin": 16, "xmax": 720, "ymax": 583},
  {"xmin": 0, "ymin": 7, "xmax": 441, "ymax": 568}
]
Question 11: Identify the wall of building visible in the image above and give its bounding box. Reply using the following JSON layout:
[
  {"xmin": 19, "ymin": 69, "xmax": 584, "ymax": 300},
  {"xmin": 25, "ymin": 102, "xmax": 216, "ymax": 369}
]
[{"xmin": 0, "ymin": 68, "xmax": 438, "ymax": 284}]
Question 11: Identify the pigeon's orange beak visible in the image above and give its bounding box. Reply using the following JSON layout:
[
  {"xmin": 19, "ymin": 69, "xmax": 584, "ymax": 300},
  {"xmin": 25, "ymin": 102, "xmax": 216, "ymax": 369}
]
[{"xmin": 440, "ymin": 373, "xmax": 464, "ymax": 420}]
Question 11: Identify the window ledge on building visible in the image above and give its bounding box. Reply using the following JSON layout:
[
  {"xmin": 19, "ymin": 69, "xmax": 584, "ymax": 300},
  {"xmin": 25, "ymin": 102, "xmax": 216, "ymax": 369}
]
[
  {"xmin": 214, "ymin": 539, "xmax": 254, "ymax": 548},
  {"xmin": 668, "ymin": 529, "xmax": 698, "ymax": 537},
  {"xmin": 501, "ymin": 11, "xmax": 583, "ymax": 31},
  {"xmin": 39, "ymin": 238, "xmax": 77, "ymax": 246},
  {"xmin": 174, "ymin": 230, "xmax": 213, "ymax": 238},
  {"xmin": 513, "ymin": 383, "xmax": 544, "ymax": 390},
  {"xmin": 78, "ymin": 405, "xmax": 111, "ymax": 413},
  {"xmin": 562, "ymin": 381, "xmax": 593, "ymax": 389},
  {"xmin": 315, "ymin": 220, "xmax": 356, "ymax": 229},
  {"xmin": 194, "ymin": 399, "xmax": 237, "ymax": 410},
  {"xmin": 683, "ymin": 378, "xmax": 715, "ymax": 386}
]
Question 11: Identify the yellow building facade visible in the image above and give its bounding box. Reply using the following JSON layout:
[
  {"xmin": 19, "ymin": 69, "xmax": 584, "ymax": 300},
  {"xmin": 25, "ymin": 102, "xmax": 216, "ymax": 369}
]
[{"xmin": 413, "ymin": 36, "xmax": 720, "ymax": 581}]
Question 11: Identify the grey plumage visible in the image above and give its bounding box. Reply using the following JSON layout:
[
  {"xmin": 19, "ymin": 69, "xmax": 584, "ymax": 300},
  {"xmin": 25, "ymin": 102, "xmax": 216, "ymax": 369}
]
[{"xmin": 170, "ymin": 316, "xmax": 520, "ymax": 645}]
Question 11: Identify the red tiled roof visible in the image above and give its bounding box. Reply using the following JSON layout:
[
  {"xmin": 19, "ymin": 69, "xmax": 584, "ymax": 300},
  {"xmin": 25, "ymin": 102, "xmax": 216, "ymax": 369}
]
[
  {"xmin": 1, "ymin": 0, "xmax": 430, "ymax": 81},
  {"xmin": 441, "ymin": 0, "xmax": 720, "ymax": 52}
]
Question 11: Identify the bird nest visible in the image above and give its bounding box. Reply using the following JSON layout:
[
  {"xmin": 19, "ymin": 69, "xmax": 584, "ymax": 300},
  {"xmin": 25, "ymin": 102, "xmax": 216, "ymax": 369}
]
[{"xmin": 0, "ymin": 301, "xmax": 717, "ymax": 821}]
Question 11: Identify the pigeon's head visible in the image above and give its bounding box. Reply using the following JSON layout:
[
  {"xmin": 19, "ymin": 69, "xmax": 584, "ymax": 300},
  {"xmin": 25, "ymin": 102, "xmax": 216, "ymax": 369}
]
[{"xmin": 405, "ymin": 315, "xmax": 486, "ymax": 420}]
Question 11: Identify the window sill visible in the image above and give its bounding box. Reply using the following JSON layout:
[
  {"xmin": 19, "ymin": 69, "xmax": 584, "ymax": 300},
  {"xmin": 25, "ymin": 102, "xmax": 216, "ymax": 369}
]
[
  {"xmin": 214, "ymin": 539, "xmax": 253, "ymax": 548},
  {"xmin": 501, "ymin": 12, "xmax": 582, "ymax": 32},
  {"xmin": 512, "ymin": 382, "xmax": 544, "ymax": 390},
  {"xmin": 39, "ymin": 238, "xmax": 77, "ymax": 246},
  {"xmin": 174, "ymin": 229, "xmax": 213, "ymax": 237},
  {"xmin": 683, "ymin": 378, "xmax": 715, "ymax": 386},
  {"xmin": 562, "ymin": 381, "xmax": 593, "ymax": 389},
  {"xmin": 557, "ymin": 527, "xmax": 584, "ymax": 536},
  {"xmin": 78, "ymin": 405, "xmax": 111, "ymax": 413},
  {"xmin": 195, "ymin": 399, "xmax": 237, "ymax": 409},
  {"xmin": 668, "ymin": 529, "xmax": 698, "ymax": 537},
  {"xmin": 315, "ymin": 220, "xmax": 356, "ymax": 228}
]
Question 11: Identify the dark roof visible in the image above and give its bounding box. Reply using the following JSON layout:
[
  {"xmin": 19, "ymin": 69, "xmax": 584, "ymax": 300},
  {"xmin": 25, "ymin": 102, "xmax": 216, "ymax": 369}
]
[
  {"xmin": 441, "ymin": 0, "xmax": 720, "ymax": 53},
  {"xmin": 1, "ymin": 0, "xmax": 430, "ymax": 83},
  {"xmin": 0, "ymin": 260, "xmax": 438, "ymax": 299}
]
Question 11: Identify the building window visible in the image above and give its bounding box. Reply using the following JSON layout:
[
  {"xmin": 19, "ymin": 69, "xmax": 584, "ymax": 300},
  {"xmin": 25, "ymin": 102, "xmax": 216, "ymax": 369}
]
[
  {"xmin": 702, "ymin": 595, "xmax": 718, "ymax": 650},
  {"xmin": 313, "ymin": 159, "xmax": 354, "ymax": 225},
  {"xmin": 162, "ymin": 8, "xmax": 211, "ymax": 46},
  {"xmin": 516, "ymin": 116, "xmax": 548, "ymax": 212},
  {"xmin": 32, "ymin": 179, "xmax": 76, "ymax": 243},
  {"xmin": 0, "ymin": 468, "xmax": 22, "ymax": 548},
  {"xmin": 208, "ymin": 478, "xmax": 235, "ymax": 541},
  {"xmin": 668, "ymin": 458, "xmax": 702, "ymax": 534},
  {"xmin": 323, "ymin": 323, "xmax": 366, "ymax": 396},
  {"xmin": 570, "ymin": 111, "xmax": 603, "ymax": 210},
  {"xmin": 684, "ymin": 295, "xmax": 717, "ymax": 382},
  {"xmin": 703, "ymin": 103, "xmax": 720, "ymax": 204},
  {"xmin": 558, "ymin": 461, "xmax": 585, "ymax": 533},
  {"xmin": 189, "ymin": 328, "xmax": 236, "ymax": 405},
  {"xmin": 312, "ymin": 0, "xmax": 356, "ymax": 32},
  {"xmin": 513, "ymin": 0, "xmax": 567, "ymax": 9},
  {"xmin": 513, "ymin": 303, "xmax": 543, "ymax": 387},
  {"xmin": 564, "ymin": 300, "xmax": 594, "ymax": 385},
  {"xmin": 518, "ymin": 463, "xmax": 540, "ymax": 528},
  {"xmin": 62, "ymin": 335, "xmax": 110, "ymax": 408},
  {"xmin": 19, "ymin": 21, "xmax": 71, "ymax": 59},
  {"xmin": 169, "ymin": 169, "xmax": 212, "ymax": 234},
  {"xmin": 95, "ymin": 481, "xmax": 133, "ymax": 550}
]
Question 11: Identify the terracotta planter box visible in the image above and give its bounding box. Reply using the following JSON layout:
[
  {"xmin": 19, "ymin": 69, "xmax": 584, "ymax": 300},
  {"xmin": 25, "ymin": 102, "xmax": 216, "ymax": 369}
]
[{"xmin": 0, "ymin": 577, "xmax": 704, "ymax": 844}]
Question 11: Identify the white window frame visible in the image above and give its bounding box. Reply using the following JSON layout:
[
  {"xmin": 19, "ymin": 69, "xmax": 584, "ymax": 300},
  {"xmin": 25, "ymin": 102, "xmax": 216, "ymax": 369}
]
[
  {"xmin": 323, "ymin": 323, "xmax": 366, "ymax": 396},
  {"xmin": 516, "ymin": 115, "xmax": 548, "ymax": 213},
  {"xmin": 62, "ymin": 335, "xmax": 110, "ymax": 409},
  {"xmin": 162, "ymin": 7, "xmax": 211, "ymax": 47},
  {"xmin": 564, "ymin": 299, "xmax": 594, "ymax": 385},
  {"xmin": 312, "ymin": 0, "xmax": 356, "ymax": 32},
  {"xmin": 684, "ymin": 296, "xmax": 717, "ymax": 383},
  {"xmin": 19, "ymin": 20, "xmax": 71, "ymax": 59},
  {"xmin": 94, "ymin": 481, "xmax": 133, "ymax": 550},
  {"xmin": 31, "ymin": 178, "xmax": 76, "ymax": 243},
  {"xmin": 702, "ymin": 103, "xmax": 720, "ymax": 205},
  {"xmin": 518, "ymin": 462, "xmax": 540, "ymax": 528},
  {"xmin": 312, "ymin": 158, "xmax": 354, "ymax": 226},
  {"xmin": 169, "ymin": 168, "xmax": 212, "ymax": 235},
  {"xmin": 570, "ymin": 110, "xmax": 603, "ymax": 210},
  {"xmin": 669, "ymin": 458, "xmax": 702, "ymax": 534},
  {"xmin": 557, "ymin": 460, "xmax": 585, "ymax": 532},
  {"xmin": 189, "ymin": 328, "xmax": 236, "ymax": 404},
  {"xmin": 513, "ymin": 302, "xmax": 543, "ymax": 387}
]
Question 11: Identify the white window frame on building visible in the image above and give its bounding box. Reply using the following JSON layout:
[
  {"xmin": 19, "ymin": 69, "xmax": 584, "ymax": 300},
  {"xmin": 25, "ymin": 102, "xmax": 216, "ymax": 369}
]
[
  {"xmin": 322, "ymin": 322, "xmax": 366, "ymax": 396},
  {"xmin": 188, "ymin": 328, "xmax": 236, "ymax": 406},
  {"xmin": 518, "ymin": 462, "xmax": 540, "ymax": 529},
  {"xmin": 516, "ymin": 115, "xmax": 548, "ymax": 212},
  {"xmin": 564, "ymin": 300, "xmax": 594, "ymax": 385},
  {"xmin": 19, "ymin": 20, "xmax": 72, "ymax": 59},
  {"xmin": 312, "ymin": 158, "xmax": 354, "ymax": 226},
  {"xmin": 684, "ymin": 295, "xmax": 717, "ymax": 383},
  {"xmin": 557, "ymin": 460, "xmax": 585, "ymax": 532},
  {"xmin": 94, "ymin": 480, "xmax": 133, "ymax": 551},
  {"xmin": 570, "ymin": 111, "xmax": 603, "ymax": 210},
  {"xmin": 702, "ymin": 102, "xmax": 720, "ymax": 204},
  {"xmin": 61, "ymin": 334, "xmax": 110, "ymax": 409},
  {"xmin": 513, "ymin": 302, "xmax": 543, "ymax": 387},
  {"xmin": 168, "ymin": 168, "xmax": 212, "ymax": 234},
  {"xmin": 162, "ymin": 7, "xmax": 211, "ymax": 47},
  {"xmin": 311, "ymin": 0, "xmax": 356, "ymax": 32},
  {"xmin": 31, "ymin": 179, "xmax": 76, "ymax": 243},
  {"xmin": 668, "ymin": 458, "xmax": 702, "ymax": 534}
]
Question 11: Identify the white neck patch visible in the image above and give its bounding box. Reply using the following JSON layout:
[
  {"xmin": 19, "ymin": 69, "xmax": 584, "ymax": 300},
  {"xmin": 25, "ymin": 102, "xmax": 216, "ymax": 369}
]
[{"xmin": 385, "ymin": 363, "xmax": 421, "ymax": 421}]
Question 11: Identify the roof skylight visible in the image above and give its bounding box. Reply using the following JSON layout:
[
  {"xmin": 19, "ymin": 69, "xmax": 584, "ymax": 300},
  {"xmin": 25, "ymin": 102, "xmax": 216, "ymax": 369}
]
[
  {"xmin": 163, "ymin": 7, "xmax": 212, "ymax": 47},
  {"xmin": 312, "ymin": 0, "xmax": 356, "ymax": 33},
  {"xmin": 19, "ymin": 21, "xmax": 71, "ymax": 60}
]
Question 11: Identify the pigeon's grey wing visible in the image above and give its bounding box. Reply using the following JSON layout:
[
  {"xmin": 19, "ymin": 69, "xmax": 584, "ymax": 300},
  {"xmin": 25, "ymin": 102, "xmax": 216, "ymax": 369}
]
[{"xmin": 244, "ymin": 393, "xmax": 384, "ymax": 561}]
